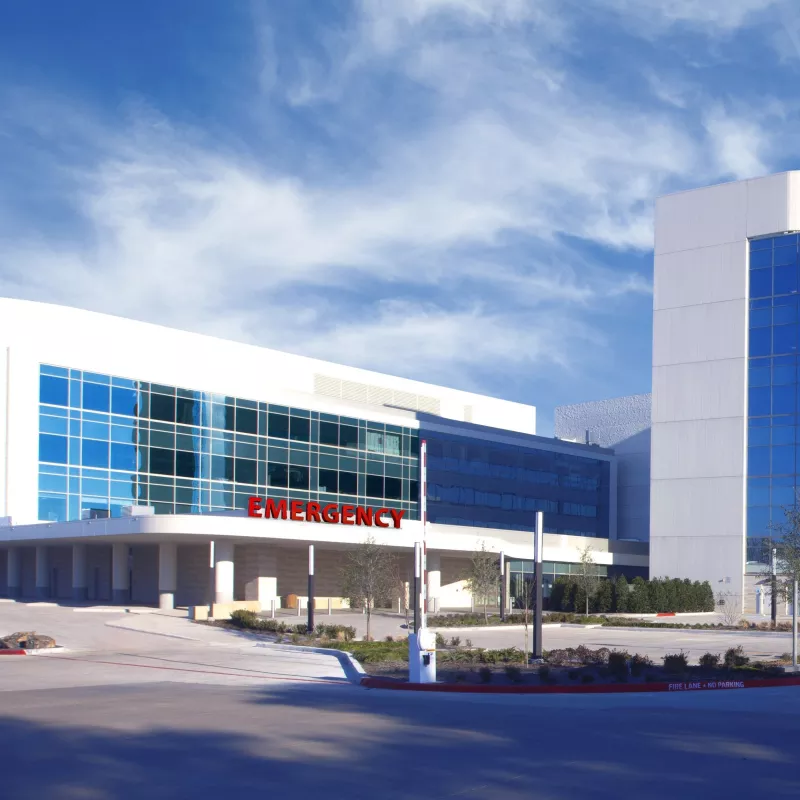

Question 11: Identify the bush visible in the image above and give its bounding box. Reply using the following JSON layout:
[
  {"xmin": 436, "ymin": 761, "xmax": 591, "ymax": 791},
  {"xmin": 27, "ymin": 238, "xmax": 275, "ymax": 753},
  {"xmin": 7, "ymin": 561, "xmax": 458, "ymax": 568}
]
[
  {"xmin": 614, "ymin": 575, "xmax": 629, "ymax": 613},
  {"xmin": 538, "ymin": 664, "xmax": 551, "ymax": 681},
  {"xmin": 699, "ymin": 652, "xmax": 720, "ymax": 670},
  {"xmin": 629, "ymin": 577, "xmax": 651, "ymax": 613},
  {"xmin": 505, "ymin": 665, "xmax": 523, "ymax": 683},
  {"xmin": 608, "ymin": 650, "xmax": 630, "ymax": 676},
  {"xmin": 580, "ymin": 673, "xmax": 595, "ymax": 684},
  {"xmin": 449, "ymin": 636, "xmax": 461, "ymax": 647},
  {"xmin": 595, "ymin": 580, "xmax": 613, "ymax": 613},
  {"xmin": 663, "ymin": 652, "xmax": 688, "ymax": 673},
  {"xmin": 479, "ymin": 666, "xmax": 493, "ymax": 683},
  {"xmin": 229, "ymin": 609, "xmax": 259, "ymax": 628},
  {"xmin": 568, "ymin": 669, "xmax": 579, "ymax": 680},
  {"xmin": 630, "ymin": 654, "xmax": 652, "ymax": 677},
  {"xmin": 724, "ymin": 646, "xmax": 749, "ymax": 668},
  {"xmin": 435, "ymin": 632, "xmax": 447, "ymax": 648},
  {"xmin": 465, "ymin": 639, "xmax": 473, "ymax": 648}
]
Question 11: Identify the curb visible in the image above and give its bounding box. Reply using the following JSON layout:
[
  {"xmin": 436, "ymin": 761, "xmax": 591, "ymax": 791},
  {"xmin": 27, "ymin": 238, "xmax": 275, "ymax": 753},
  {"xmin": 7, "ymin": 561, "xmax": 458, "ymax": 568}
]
[
  {"xmin": 0, "ymin": 649, "xmax": 26, "ymax": 656},
  {"xmin": 254, "ymin": 642, "xmax": 366, "ymax": 684},
  {"xmin": 360, "ymin": 675, "xmax": 800, "ymax": 694}
]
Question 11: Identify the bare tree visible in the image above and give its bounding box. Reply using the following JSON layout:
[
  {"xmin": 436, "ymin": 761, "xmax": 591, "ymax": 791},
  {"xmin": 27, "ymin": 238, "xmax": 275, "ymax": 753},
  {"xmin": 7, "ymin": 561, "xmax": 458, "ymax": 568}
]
[
  {"xmin": 574, "ymin": 544, "xmax": 600, "ymax": 616},
  {"xmin": 512, "ymin": 570, "xmax": 535, "ymax": 665},
  {"xmin": 466, "ymin": 541, "xmax": 500, "ymax": 622},
  {"xmin": 340, "ymin": 536, "xmax": 397, "ymax": 641},
  {"xmin": 769, "ymin": 495, "xmax": 800, "ymax": 665},
  {"xmin": 715, "ymin": 591, "xmax": 743, "ymax": 627}
]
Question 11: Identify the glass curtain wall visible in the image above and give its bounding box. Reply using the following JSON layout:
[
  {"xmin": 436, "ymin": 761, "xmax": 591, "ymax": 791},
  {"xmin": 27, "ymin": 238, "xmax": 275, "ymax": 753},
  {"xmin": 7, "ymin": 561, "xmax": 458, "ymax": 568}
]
[
  {"xmin": 38, "ymin": 365, "xmax": 419, "ymax": 522},
  {"xmin": 747, "ymin": 233, "xmax": 800, "ymax": 565}
]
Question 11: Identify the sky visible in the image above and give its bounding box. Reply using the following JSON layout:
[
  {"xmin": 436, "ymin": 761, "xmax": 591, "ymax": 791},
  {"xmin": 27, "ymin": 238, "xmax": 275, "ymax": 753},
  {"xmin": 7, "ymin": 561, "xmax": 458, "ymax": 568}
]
[{"xmin": 1, "ymin": 0, "xmax": 799, "ymax": 434}]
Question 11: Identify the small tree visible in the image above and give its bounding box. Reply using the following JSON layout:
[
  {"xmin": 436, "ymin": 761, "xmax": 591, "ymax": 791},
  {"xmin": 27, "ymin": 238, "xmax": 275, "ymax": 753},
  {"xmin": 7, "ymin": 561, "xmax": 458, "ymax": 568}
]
[
  {"xmin": 614, "ymin": 575, "xmax": 629, "ymax": 613},
  {"xmin": 595, "ymin": 579, "xmax": 613, "ymax": 613},
  {"xmin": 466, "ymin": 541, "xmax": 500, "ymax": 622},
  {"xmin": 629, "ymin": 576, "xmax": 650, "ymax": 613},
  {"xmin": 574, "ymin": 544, "xmax": 600, "ymax": 616},
  {"xmin": 340, "ymin": 536, "xmax": 397, "ymax": 641},
  {"xmin": 770, "ymin": 497, "xmax": 800, "ymax": 661}
]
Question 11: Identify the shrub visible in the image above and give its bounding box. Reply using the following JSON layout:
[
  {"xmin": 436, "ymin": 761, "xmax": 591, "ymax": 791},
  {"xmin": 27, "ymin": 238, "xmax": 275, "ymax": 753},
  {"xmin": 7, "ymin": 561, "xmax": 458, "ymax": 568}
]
[
  {"xmin": 505, "ymin": 665, "xmax": 523, "ymax": 683},
  {"xmin": 595, "ymin": 580, "xmax": 613, "ymax": 613},
  {"xmin": 613, "ymin": 575, "xmax": 629, "ymax": 613},
  {"xmin": 465, "ymin": 639, "xmax": 473, "ymax": 648},
  {"xmin": 385, "ymin": 636, "xmax": 394, "ymax": 642},
  {"xmin": 479, "ymin": 666, "xmax": 493, "ymax": 683},
  {"xmin": 538, "ymin": 664, "xmax": 551, "ymax": 681},
  {"xmin": 449, "ymin": 636, "xmax": 461, "ymax": 647},
  {"xmin": 630, "ymin": 654, "xmax": 652, "ymax": 677},
  {"xmin": 229, "ymin": 609, "xmax": 259, "ymax": 628},
  {"xmin": 455, "ymin": 672, "xmax": 468, "ymax": 683},
  {"xmin": 663, "ymin": 652, "xmax": 688, "ymax": 673},
  {"xmin": 724, "ymin": 646, "xmax": 749, "ymax": 668},
  {"xmin": 608, "ymin": 650, "xmax": 630, "ymax": 676},
  {"xmin": 568, "ymin": 669, "xmax": 579, "ymax": 680},
  {"xmin": 580, "ymin": 673, "xmax": 595, "ymax": 684},
  {"xmin": 435, "ymin": 632, "xmax": 447, "ymax": 648},
  {"xmin": 629, "ymin": 577, "xmax": 651, "ymax": 613},
  {"xmin": 699, "ymin": 652, "xmax": 720, "ymax": 670}
]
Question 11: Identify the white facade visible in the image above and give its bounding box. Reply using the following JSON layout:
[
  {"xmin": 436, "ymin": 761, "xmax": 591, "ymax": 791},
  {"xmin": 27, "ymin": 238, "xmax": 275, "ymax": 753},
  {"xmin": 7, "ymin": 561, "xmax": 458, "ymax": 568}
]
[
  {"xmin": 651, "ymin": 171, "xmax": 800, "ymax": 607},
  {"xmin": 555, "ymin": 394, "xmax": 651, "ymax": 543},
  {"xmin": 0, "ymin": 297, "xmax": 534, "ymax": 525}
]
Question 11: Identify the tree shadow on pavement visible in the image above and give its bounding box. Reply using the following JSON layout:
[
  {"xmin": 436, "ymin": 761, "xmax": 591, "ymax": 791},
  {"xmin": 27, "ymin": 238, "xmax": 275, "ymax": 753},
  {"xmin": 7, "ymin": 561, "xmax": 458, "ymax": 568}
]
[{"xmin": 2, "ymin": 682, "xmax": 800, "ymax": 800}]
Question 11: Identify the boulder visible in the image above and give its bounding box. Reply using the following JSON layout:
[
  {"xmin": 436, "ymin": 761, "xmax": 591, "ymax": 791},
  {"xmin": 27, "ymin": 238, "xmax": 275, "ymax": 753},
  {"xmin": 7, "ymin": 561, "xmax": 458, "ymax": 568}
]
[{"xmin": 0, "ymin": 631, "xmax": 57, "ymax": 649}]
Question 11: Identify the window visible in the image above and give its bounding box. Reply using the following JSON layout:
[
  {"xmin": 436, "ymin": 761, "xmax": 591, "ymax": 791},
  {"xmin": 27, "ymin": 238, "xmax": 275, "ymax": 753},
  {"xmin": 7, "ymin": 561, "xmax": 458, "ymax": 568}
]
[
  {"xmin": 385, "ymin": 477, "xmax": 401, "ymax": 500},
  {"xmin": 39, "ymin": 434, "xmax": 68, "ymax": 464},
  {"xmin": 268, "ymin": 462, "xmax": 288, "ymax": 487},
  {"xmin": 319, "ymin": 421, "xmax": 338, "ymax": 446},
  {"xmin": 268, "ymin": 413, "xmax": 289, "ymax": 439},
  {"xmin": 340, "ymin": 425, "xmax": 358, "ymax": 449},
  {"xmin": 112, "ymin": 387, "xmax": 138, "ymax": 416},
  {"xmin": 290, "ymin": 416, "xmax": 310, "ymax": 442},
  {"xmin": 366, "ymin": 475, "xmax": 384, "ymax": 498},
  {"xmin": 150, "ymin": 394, "xmax": 175, "ymax": 422},
  {"xmin": 82, "ymin": 382, "xmax": 110, "ymax": 413},
  {"xmin": 235, "ymin": 458, "xmax": 257, "ymax": 485},
  {"xmin": 40, "ymin": 375, "xmax": 68, "ymax": 406},
  {"xmin": 211, "ymin": 455, "xmax": 233, "ymax": 481},
  {"xmin": 750, "ymin": 269, "xmax": 773, "ymax": 299},
  {"xmin": 111, "ymin": 443, "xmax": 137, "ymax": 472},
  {"xmin": 235, "ymin": 408, "xmax": 257, "ymax": 435},
  {"xmin": 176, "ymin": 451, "xmax": 197, "ymax": 478},
  {"xmin": 82, "ymin": 439, "xmax": 109, "ymax": 469},
  {"xmin": 339, "ymin": 471, "xmax": 357, "ymax": 495},
  {"xmin": 318, "ymin": 469, "xmax": 338, "ymax": 493},
  {"xmin": 150, "ymin": 448, "xmax": 175, "ymax": 476},
  {"xmin": 289, "ymin": 465, "xmax": 309, "ymax": 489}
]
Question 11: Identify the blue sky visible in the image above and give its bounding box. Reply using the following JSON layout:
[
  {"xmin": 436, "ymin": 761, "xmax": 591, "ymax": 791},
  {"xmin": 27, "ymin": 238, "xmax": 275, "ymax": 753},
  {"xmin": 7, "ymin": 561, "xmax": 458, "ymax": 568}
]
[{"xmin": 1, "ymin": 0, "xmax": 799, "ymax": 434}]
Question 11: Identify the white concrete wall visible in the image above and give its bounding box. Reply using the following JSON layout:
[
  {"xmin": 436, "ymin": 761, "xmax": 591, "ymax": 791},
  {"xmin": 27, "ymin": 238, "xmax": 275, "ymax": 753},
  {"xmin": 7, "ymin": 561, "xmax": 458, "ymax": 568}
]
[
  {"xmin": 554, "ymin": 394, "xmax": 651, "ymax": 542},
  {"xmin": 0, "ymin": 298, "xmax": 536, "ymax": 527},
  {"xmin": 651, "ymin": 171, "xmax": 800, "ymax": 603},
  {"xmin": 0, "ymin": 347, "xmax": 7, "ymax": 519}
]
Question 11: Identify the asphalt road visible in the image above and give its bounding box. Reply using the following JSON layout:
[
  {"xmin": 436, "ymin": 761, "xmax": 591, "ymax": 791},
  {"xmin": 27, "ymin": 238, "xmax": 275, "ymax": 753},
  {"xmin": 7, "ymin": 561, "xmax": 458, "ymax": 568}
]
[{"xmin": 2, "ymin": 680, "xmax": 800, "ymax": 799}]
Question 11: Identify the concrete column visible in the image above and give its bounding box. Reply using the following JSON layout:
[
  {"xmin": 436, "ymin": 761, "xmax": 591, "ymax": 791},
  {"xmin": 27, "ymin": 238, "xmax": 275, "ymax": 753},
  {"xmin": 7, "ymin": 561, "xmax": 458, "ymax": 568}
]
[
  {"xmin": 72, "ymin": 544, "xmax": 88, "ymax": 601},
  {"xmin": 214, "ymin": 539, "xmax": 235, "ymax": 604},
  {"xmin": 158, "ymin": 543, "xmax": 178, "ymax": 610},
  {"xmin": 427, "ymin": 552, "xmax": 441, "ymax": 613},
  {"xmin": 35, "ymin": 546, "xmax": 49, "ymax": 600},
  {"xmin": 112, "ymin": 543, "xmax": 130, "ymax": 604},
  {"xmin": 7, "ymin": 548, "xmax": 20, "ymax": 599},
  {"xmin": 243, "ymin": 547, "xmax": 278, "ymax": 608}
]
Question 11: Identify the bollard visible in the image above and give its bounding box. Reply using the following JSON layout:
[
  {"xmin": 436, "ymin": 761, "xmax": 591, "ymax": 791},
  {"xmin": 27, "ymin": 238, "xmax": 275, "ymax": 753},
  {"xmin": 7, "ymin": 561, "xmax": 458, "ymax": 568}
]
[
  {"xmin": 271, "ymin": 598, "xmax": 276, "ymax": 619},
  {"xmin": 328, "ymin": 597, "xmax": 333, "ymax": 616},
  {"xmin": 297, "ymin": 600, "xmax": 302, "ymax": 617}
]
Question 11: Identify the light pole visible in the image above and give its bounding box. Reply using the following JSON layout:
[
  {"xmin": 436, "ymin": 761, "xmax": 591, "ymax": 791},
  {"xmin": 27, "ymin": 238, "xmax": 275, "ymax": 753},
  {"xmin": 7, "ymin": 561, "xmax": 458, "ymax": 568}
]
[
  {"xmin": 533, "ymin": 511, "xmax": 543, "ymax": 660},
  {"xmin": 772, "ymin": 546, "xmax": 778, "ymax": 628},
  {"xmin": 307, "ymin": 545, "xmax": 315, "ymax": 634},
  {"xmin": 500, "ymin": 550, "xmax": 506, "ymax": 622}
]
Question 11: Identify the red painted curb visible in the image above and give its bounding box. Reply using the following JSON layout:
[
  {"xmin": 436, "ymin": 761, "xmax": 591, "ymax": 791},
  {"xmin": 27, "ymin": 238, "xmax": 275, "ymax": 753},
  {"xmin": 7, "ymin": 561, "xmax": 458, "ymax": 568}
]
[
  {"xmin": 656, "ymin": 612, "xmax": 676, "ymax": 617},
  {"xmin": 360, "ymin": 675, "xmax": 800, "ymax": 694},
  {"xmin": 0, "ymin": 649, "xmax": 27, "ymax": 656}
]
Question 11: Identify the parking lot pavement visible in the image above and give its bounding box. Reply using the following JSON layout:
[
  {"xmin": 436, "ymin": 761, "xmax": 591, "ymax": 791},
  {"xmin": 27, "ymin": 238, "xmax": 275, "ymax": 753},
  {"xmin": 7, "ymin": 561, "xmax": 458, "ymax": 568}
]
[{"xmin": 0, "ymin": 602, "xmax": 351, "ymax": 691}]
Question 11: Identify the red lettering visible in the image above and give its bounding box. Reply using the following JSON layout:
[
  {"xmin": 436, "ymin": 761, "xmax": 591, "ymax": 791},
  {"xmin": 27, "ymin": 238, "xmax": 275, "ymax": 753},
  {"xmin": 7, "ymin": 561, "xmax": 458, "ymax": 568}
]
[
  {"xmin": 355, "ymin": 507, "xmax": 373, "ymax": 526},
  {"xmin": 375, "ymin": 508, "xmax": 390, "ymax": 528},
  {"xmin": 290, "ymin": 500, "xmax": 304, "ymax": 521},
  {"xmin": 264, "ymin": 498, "xmax": 287, "ymax": 520},
  {"xmin": 247, "ymin": 497, "xmax": 263, "ymax": 518},
  {"xmin": 322, "ymin": 504, "xmax": 340, "ymax": 523},
  {"xmin": 306, "ymin": 502, "xmax": 321, "ymax": 522},
  {"xmin": 341, "ymin": 505, "xmax": 355, "ymax": 525},
  {"xmin": 389, "ymin": 509, "xmax": 405, "ymax": 529}
]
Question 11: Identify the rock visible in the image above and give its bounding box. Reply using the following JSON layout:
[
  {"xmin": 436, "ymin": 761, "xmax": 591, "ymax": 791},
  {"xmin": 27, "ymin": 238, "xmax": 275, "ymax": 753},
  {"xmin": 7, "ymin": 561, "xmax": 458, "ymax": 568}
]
[{"xmin": 0, "ymin": 631, "xmax": 57, "ymax": 649}]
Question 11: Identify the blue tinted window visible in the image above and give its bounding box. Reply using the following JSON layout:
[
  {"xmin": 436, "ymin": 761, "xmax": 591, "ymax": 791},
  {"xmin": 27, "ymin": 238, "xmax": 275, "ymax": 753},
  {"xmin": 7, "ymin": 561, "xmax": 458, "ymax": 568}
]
[
  {"xmin": 748, "ymin": 447, "xmax": 770, "ymax": 475},
  {"xmin": 774, "ymin": 300, "xmax": 798, "ymax": 325},
  {"xmin": 38, "ymin": 495, "xmax": 67, "ymax": 522},
  {"xmin": 39, "ymin": 415, "xmax": 68, "ymax": 435},
  {"xmin": 772, "ymin": 446, "xmax": 795, "ymax": 475},
  {"xmin": 111, "ymin": 387, "xmax": 138, "ymax": 416},
  {"xmin": 749, "ymin": 366, "xmax": 770, "ymax": 387},
  {"xmin": 773, "ymin": 385, "xmax": 795, "ymax": 415},
  {"xmin": 749, "ymin": 427, "xmax": 770, "ymax": 446},
  {"xmin": 82, "ymin": 477, "xmax": 109, "ymax": 496},
  {"xmin": 772, "ymin": 425, "xmax": 795, "ymax": 445},
  {"xmin": 111, "ymin": 443, "xmax": 137, "ymax": 471},
  {"xmin": 750, "ymin": 269, "xmax": 773, "ymax": 298},
  {"xmin": 747, "ymin": 505, "xmax": 770, "ymax": 537},
  {"xmin": 750, "ymin": 327, "xmax": 771, "ymax": 357},
  {"xmin": 82, "ymin": 439, "xmax": 109, "ymax": 468},
  {"xmin": 750, "ymin": 308, "xmax": 771, "ymax": 328},
  {"xmin": 751, "ymin": 237, "xmax": 773, "ymax": 251},
  {"xmin": 772, "ymin": 484, "xmax": 795, "ymax": 506},
  {"xmin": 775, "ymin": 265, "xmax": 798, "ymax": 295},
  {"xmin": 39, "ymin": 473, "xmax": 67, "ymax": 493},
  {"xmin": 774, "ymin": 246, "xmax": 797, "ymax": 266},
  {"xmin": 40, "ymin": 434, "xmax": 68, "ymax": 464},
  {"xmin": 40, "ymin": 375, "xmax": 69, "ymax": 407},
  {"xmin": 773, "ymin": 325, "xmax": 798, "ymax": 355},
  {"xmin": 774, "ymin": 234, "xmax": 798, "ymax": 248},
  {"xmin": 748, "ymin": 478, "xmax": 770, "ymax": 505},
  {"xmin": 82, "ymin": 382, "xmax": 110, "ymax": 413},
  {"xmin": 749, "ymin": 386, "xmax": 770, "ymax": 416},
  {"xmin": 750, "ymin": 248, "xmax": 773, "ymax": 268},
  {"xmin": 773, "ymin": 364, "xmax": 796, "ymax": 385}
]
